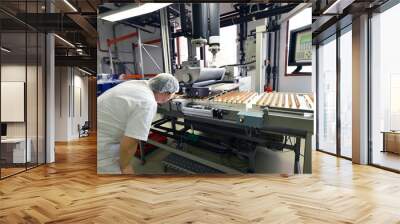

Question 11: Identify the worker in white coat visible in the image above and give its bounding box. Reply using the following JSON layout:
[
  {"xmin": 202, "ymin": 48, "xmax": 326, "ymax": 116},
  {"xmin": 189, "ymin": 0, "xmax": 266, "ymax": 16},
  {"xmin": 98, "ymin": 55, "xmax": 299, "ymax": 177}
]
[{"xmin": 97, "ymin": 73, "xmax": 179, "ymax": 174}]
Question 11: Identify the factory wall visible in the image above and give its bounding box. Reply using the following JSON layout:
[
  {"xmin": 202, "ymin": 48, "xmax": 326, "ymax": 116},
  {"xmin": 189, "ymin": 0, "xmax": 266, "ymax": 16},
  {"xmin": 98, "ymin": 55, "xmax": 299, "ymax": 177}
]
[
  {"xmin": 97, "ymin": 19, "xmax": 164, "ymax": 75},
  {"xmin": 55, "ymin": 67, "xmax": 89, "ymax": 141},
  {"xmin": 235, "ymin": 17, "xmax": 312, "ymax": 93},
  {"xmin": 243, "ymin": 19, "xmax": 267, "ymax": 82}
]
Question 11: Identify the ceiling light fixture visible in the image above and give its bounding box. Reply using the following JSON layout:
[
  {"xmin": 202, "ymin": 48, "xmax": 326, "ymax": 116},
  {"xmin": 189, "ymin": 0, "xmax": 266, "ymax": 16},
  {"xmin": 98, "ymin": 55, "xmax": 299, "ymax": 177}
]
[
  {"xmin": 99, "ymin": 3, "xmax": 172, "ymax": 22},
  {"xmin": 63, "ymin": 0, "xmax": 78, "ymax": 12},
  {"xmin": 78, "ymin": 67, "xmax": 93, "ymax": 76},
  {"xmin": 54, "ymin": 34, "xmax": 75, "ymax": 48},
  {"xmin": 322, "ymin": 0, "xmax": 354, "ymax": 15},
  {"xmin": 1, "ymin": 47, "xmax": 11, "ymax": 53}
]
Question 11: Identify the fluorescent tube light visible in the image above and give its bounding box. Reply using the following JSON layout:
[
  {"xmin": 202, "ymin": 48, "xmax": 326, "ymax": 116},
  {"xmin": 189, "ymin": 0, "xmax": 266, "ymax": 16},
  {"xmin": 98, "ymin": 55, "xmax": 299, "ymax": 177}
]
[
  {"xmin": 63, "ymin": 0, "xmax": 78, "ymax": 12},
  {"xmin": 54, "ymin": 34, "xmax": 75, "ymax": 48},
  {"xmin": 323, "ymin": 0, "xmax": 354, "ymax": 15},
  {"xmin": 1, "ymin": 47, "xmax": 11, "ymax": 53},
  {"xmin": 99, "ymin": 3, "xmax": 172, "ymax": 22},
  {"xmin": 78, "ymin": 67, "xmax": 93, "ymax": 76}
]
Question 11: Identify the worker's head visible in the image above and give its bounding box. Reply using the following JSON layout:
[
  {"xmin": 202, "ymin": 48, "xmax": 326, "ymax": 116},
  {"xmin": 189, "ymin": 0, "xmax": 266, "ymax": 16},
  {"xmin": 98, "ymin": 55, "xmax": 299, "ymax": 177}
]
[{"xmin": 148, "ymin": 73, "xmax": 179, "ymax": 104}]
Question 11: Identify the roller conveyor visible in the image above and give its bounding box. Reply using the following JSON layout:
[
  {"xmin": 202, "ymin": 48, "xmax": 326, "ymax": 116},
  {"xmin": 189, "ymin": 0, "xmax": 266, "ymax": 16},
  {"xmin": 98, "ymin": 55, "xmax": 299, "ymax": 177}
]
[
  {"xmin": 255, "ymin": 92, "xmax": 314, "ymax": 111},
  {"xmin": 148, "ymin": 89, "xmax": 314, "ymax": 174}
]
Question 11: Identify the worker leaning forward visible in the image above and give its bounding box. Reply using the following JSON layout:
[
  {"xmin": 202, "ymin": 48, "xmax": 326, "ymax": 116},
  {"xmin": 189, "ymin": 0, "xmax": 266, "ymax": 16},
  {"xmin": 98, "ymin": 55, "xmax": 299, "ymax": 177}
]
[{"xmin": 97, "ymin": 73, "xmax": 179, "ymax": 174}]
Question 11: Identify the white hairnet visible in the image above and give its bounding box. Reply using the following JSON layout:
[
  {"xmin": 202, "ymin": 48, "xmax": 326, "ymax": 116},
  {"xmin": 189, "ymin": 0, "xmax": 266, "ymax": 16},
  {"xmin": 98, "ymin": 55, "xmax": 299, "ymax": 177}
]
[{"xmin": 148, "ymin": 73, "xmax": 179, "ymax": 93}]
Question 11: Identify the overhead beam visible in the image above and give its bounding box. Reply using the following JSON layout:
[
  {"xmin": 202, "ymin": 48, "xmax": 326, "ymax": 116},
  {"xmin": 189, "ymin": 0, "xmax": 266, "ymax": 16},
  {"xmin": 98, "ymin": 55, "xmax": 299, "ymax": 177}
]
[
  {"xmin": 67, "ymin": 14, "xmax": 98, "ymax": 38},
  {"xmin": 13, "ymin": 13, "xmax": 84, "ymax": 32},
  {"xmin": 278, "ymin": 3, "xmax": 311, "ymax": 25},
  {"xmin": 55, "ymin": 56, "xmax": 96, "ymax": 69},
  {"xmin": 220, "ymin": 4, "xmax": 297, "ymax": 27},
  {"xmin": 53, "ymin": 0, "xmax": 98, "ymax": 47}
]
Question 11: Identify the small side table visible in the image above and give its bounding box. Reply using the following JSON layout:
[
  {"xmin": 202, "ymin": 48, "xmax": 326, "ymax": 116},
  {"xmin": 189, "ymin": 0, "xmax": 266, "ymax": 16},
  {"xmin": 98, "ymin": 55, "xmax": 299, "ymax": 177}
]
[{"xmin": 382, "ymin": 131, "xmax": 400, "ymax": 154}]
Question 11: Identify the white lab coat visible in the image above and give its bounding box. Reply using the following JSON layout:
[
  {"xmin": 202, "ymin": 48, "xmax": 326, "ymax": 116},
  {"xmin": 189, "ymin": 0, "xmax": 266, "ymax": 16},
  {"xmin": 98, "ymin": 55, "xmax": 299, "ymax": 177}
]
[{"xmin": 97, "ymin": 80, "xmax": 158, "ymax": 174}]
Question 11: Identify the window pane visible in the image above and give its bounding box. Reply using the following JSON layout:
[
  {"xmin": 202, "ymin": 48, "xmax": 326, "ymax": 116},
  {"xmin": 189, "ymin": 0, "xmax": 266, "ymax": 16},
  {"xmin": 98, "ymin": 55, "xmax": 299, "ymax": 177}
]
[
  {"xmin": 371, "ymin": 3, "xmax": 400, "ymax": 171},
  {"xmin": 1, "ymin": 30, "xmax": 28, "ymax": 177},
  {"xmin": 340, "ymin": 29, "xmax": 352, "ymax": 158},
  {"xmin": 318, "ymin": 37, "xmax": 337, "ymax": 154}
]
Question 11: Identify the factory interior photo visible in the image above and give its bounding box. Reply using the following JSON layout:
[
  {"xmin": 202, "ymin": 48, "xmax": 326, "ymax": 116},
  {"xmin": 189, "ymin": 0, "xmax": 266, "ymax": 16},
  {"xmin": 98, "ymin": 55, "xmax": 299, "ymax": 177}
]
[
  {"xmin": 97, "ymin": 2, "xmax": 313, "ymax": 175},
  {"xmin": 0, "ymin": 0, "xmax": 400, "ymax": 223}
]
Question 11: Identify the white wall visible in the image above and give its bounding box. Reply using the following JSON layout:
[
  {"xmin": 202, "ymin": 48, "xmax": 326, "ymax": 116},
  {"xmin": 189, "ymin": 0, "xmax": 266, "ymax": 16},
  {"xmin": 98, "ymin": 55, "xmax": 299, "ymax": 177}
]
[
  {"xmin": 1, "ymin": 65, "xmax": 42, "ymax": 136},
  {"xmin": 279, "ymin": 77, "xmax": 313, "ymax": 93},
  {"xmin": 55, "ymin": 67, "xmax": 69, "ymax": 141},
  {"xmin": 1, "ymin": 64, "xmax": 46, "ymax": 163},
  {"xmin": 233, "ymin": 9, "xmax": 313, "ymax": 93},
  {"xmin": 239, "ymin": 19, "xmax": 267, "ymax": 80},
  {"xmin": 55, "ymin": 67, "xmax": 89, "ymax": 141}
]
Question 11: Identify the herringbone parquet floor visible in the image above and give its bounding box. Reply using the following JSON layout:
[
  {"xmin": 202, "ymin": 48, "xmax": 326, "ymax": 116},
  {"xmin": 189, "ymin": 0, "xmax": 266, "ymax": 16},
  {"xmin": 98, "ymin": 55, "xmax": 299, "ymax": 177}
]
[{"xmin": 1, "ymin": 135, "xmax": 400, "ymax": 223}]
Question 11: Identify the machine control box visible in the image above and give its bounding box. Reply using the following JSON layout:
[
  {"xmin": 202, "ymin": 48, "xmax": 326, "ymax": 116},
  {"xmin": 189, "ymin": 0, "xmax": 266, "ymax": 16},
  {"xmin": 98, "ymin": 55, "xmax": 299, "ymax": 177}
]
[
  {"xmin": 237, "ymin": 111, "xmax": 265, "ymax": 128},
  {"xmin": 212, "ymin": 109, "xmax": 225, "ymax": 119}
]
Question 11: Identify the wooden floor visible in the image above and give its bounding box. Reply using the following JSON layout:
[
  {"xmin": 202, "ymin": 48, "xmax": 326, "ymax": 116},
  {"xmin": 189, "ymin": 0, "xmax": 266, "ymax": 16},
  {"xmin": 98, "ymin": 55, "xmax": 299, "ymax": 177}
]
[
  {"xmin": 0, "ymin": 167, "xmax": 26, "ymax": 178},
  {"xmin": 1, "ymin": 135, "xmax": 400, "ymax": 223}
]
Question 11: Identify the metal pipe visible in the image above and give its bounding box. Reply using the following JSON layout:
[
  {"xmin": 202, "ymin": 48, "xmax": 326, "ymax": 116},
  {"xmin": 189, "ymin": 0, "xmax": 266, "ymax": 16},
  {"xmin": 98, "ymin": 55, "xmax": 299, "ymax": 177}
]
[
  {"xmin": 137, "ymin": 28, "xmax": 144, "ymax": 78},
  {"xmin": 208, "ymin": 3, "xmax": 220, "ymax": 45},
  {"xmin": 208, "ymin": 3, "xmax": 220, "ymax": 61},
  {"xmin": 176, "ymin": 36, "xmax": 181, "ymax": 65},
  {"xmin": 133, "ymin": 38, "xmax": 161, "ymax": 48},
  {"xmin": 106, "ymin": 31, "xmax": 138, "ymax": 47},
  {"xmin": 266, "ymin": 31, "xmax": 272, "ymax": 87},
  {"xmin": 191, "ymin": 3, "xmax": 208, "ymax": 45},
  {"xmin": 187, "ymin": 38, "xmax": 196, "ymax": 60},
  {"xmin": 238, "ymin": 4, "xmax": 248, "ymax": 77},
  {"xmin": 108, "ymin": 46, "xmax": 114, "ymax": 74},
  {"xmin": 112, "ymin": 24, "xmax": 119, "ymax": 59},
  {"xmin": 169, "ymin": 16, "xmax": 176, "ymax": 73},
  {"xmin": 160, "ymin": 8, "xmax": 172, "ymax": 73},
  {"xmin": 275, "ymin": 13, "xmax": 280, "ymax": 91},
  {"xmin": 192, "ymin": 3, "xmax": 208, "ymax": 39},
  {"xmin": 131, "ymin": 43, "xmax": 137, "ymax": 74},
  {"xmin": 272, "ymin": 26, "xmax": 278, "ymax": 91},
  {"xmin": 179, "ymin": 4, "xmax": 188, "ymax": 35}
]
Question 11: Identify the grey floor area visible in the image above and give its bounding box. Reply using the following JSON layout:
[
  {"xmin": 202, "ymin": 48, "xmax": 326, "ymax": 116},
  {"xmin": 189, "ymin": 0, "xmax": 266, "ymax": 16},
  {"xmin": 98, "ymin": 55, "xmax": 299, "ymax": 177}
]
[{"xmin": 133, "ymin": 115, "xmax": 304, "ymax": 175}]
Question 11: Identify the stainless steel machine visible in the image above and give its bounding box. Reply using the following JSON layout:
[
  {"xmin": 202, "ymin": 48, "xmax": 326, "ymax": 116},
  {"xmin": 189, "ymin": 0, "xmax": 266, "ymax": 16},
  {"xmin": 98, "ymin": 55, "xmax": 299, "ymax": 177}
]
[
  {"xmin": 145, "ymin": 89, "xmax": 314, "ymax": 174},
  {"xmin": 143, "ymin": 3, "xmax": 314, "ymax": 174},
  {"xmin": 174, "ymin": 61, "xmax": 240, "ymax": 97}
]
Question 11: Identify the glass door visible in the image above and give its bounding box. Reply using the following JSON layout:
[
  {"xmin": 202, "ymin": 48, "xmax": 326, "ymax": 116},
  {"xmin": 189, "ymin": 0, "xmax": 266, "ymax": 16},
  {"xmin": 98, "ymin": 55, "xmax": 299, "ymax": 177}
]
[
  {"xmin": 370, "ymin": 3, "xmax": 400, "ymax": 171},
  {"xmin": 0, "ymin": 0, "xmax": 47, "ymax": 179},
  {"xmin": 317, "ymin": 36, "xmax": 337, "ymax": 155},
  {"xmin": 0, "ymin": 31, "xmax": 28, "ymax": 177}
]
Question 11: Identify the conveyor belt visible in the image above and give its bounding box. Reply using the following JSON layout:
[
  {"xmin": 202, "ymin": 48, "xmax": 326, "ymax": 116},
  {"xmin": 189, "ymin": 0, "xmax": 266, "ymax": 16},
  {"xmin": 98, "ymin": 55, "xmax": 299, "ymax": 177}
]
[
  {"xmin": 162, "ymin": 153, "xmax": 223, "ymax": 174},
  {"xmin": 255, "ymin": 92, "xmax": 314, "ymax": 111}
]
